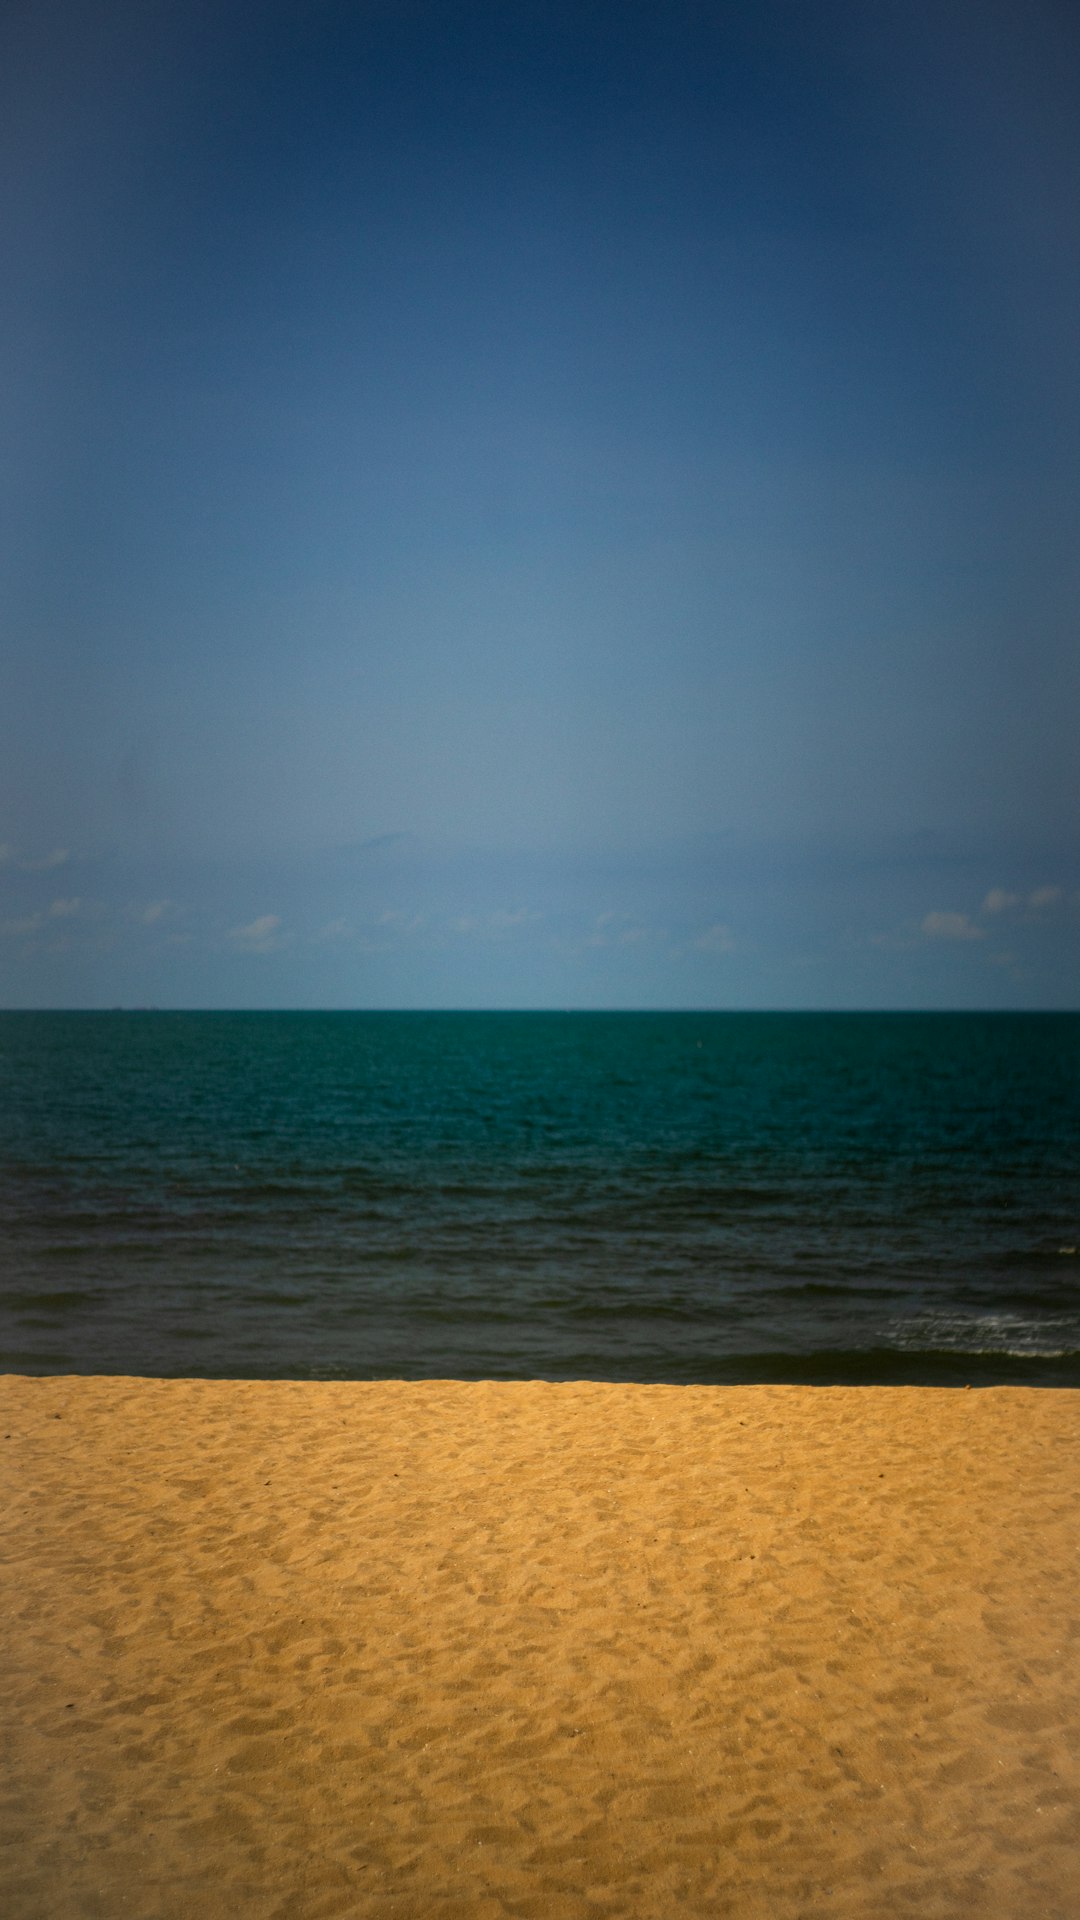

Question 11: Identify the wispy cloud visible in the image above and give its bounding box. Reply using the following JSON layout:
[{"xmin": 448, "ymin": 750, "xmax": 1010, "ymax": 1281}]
[
  {"xmin": 488, "ymin": 907, "xmax": 542, "ymax": 930},
  {"xmin": 579, "ymin": 911, "xmax": 665, "ymax": 951},
  {"xmin": 375, "ymin": 909, "xmax": 425, "ymax": 933},
  {"xmin": 982, "ymin": 884, "xmax": 1066, "ymax": 918},
  {"xmin": 584, "ymin": 918, "xmax": 612, "ymax": 949},
  {"xmin": 446, "ymin": 909, "xmax": 541, "ymax": 939},
  {"xmin": 921, "ymin": 911, "xmax": 985, "ymax": 942},
  {"xmin": 694, "ymin": 922, "xmax": 736, "ymax": 954},
  {"xmin": 22, "ymin": 848, "xmax": 70, "ymax": 873},
  {"xmin": 1, "ymin": 898, "xmax": 100, "ymax": 940},
  {"xmin": 228, "ymin": 913, "xmax": 283, "ymax": 952},
  {"xmin": 0, "ymin": 845, "xmax": 71, "ymax": 873}
]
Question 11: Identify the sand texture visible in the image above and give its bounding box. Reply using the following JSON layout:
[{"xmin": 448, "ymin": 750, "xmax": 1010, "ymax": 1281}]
[{"xmin": 2, "ymin": 1378, "xmax": 1078, "ymax": 1919}]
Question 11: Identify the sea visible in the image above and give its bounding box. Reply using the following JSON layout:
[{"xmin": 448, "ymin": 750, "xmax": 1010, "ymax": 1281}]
[{"xmin": 1, "ymin": 1011, "xmax": 1077, "ymax": 1385}]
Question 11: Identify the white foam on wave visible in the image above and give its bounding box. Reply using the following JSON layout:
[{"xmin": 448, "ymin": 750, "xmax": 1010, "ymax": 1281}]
[{"xmin": 888, "ymin": 1310, "xmax": 1080, "ymax": 1359}]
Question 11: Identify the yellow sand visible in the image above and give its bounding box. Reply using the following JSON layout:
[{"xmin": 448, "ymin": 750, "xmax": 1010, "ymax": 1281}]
[{"xmin": 2, "ymin": 1378, "xmax": 1078, "ymax": 1919}]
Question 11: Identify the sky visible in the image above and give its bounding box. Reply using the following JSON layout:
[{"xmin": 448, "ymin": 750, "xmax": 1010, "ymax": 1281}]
[{"xmin": 2, "ymin": 0, "xmax": 1078, "ymax": 1007}]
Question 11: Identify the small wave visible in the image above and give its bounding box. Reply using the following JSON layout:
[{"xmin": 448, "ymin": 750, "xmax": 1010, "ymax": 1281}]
[
  {"xmin": 887, "ymin": 1309, "xmax": 1080, "ymax": 1360},
  {"xmin": 999, "ymin": 1243, "xmax": 1080, "ymax": 1268}
]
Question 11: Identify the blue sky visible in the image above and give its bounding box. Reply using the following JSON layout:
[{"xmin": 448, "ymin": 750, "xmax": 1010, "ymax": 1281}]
[{"xmin": 2, "ymin": 0, "xmax": 1078, "ymax": 1006}]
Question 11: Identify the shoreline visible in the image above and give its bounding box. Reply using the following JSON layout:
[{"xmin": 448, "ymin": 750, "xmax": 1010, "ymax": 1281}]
[{"xmin": 4, "ymin": 1377, "xmax": 1079, "ymax": 1917}]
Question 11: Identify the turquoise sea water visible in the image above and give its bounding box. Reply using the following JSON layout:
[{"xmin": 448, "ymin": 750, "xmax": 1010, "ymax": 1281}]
[{"xmin": 1, "ymin": 1011, "xmax": 1077, "ymax": 1384}]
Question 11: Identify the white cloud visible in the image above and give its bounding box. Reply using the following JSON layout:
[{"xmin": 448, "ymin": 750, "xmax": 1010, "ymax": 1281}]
[
  {"xmin": 2, "ymin": 897, "xmax": 99, "ymax": 936},
  {"xmin": 921, "ymin": 911, "xmax": 985, "ymax": 942},
  {"xmin": 138, "ymin": 900, "xmax": 171, "ymax": 924},
  {"xmin": 585, "ymin": 911, "xmax": 626, "ymax": 948},
  {"xmin": 869, "ymin": 929, "xmax": 916, "ymax": 951},
  {"xmin": 445, "ymin": 909, "xmax": 542, "ymax": 940},
  {"xmin": 375, "ymin": 909, "xmax": 425, "ymax": 933},
  {"xmin": 228, "ymin": 913, "xmax": 282, "ymax": 952},
  {"xmin": 582, "ymin": 912, "xmax": 658, "ymax": 950},
  {"xmin": 23, "ymin": 848, "xmax": 70, "ymax": 872},
  {"xmin": 488, "ymin": 907, "xmax": 541, "ymax": 930},
  {"xmin": 694, "ymin": 922, "xmax": 736, "ymax": 954},
  {"xmin": 0, "ymin": 845, "xmax": 70, "ymax": 873},
  {"xmin": 982, "ymin": 884, "xmax": 1065, "ymax": 919}
]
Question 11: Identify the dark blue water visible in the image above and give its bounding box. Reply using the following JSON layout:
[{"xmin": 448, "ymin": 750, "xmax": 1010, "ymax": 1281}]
[{"xmin": 1, "ymin": 1011, "xmax": 1077, "ymax": 1383}]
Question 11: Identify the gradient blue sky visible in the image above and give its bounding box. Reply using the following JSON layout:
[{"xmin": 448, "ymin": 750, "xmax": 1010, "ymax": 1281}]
[{"xmin": 3, "ymin": 0, "xmax": 1078, "ymax": 1006}]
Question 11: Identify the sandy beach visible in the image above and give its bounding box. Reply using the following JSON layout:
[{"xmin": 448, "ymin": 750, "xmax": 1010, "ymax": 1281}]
[{"xmin": 2, "ymin": 1378, "xmax": 1078, "ymax": 1918}]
